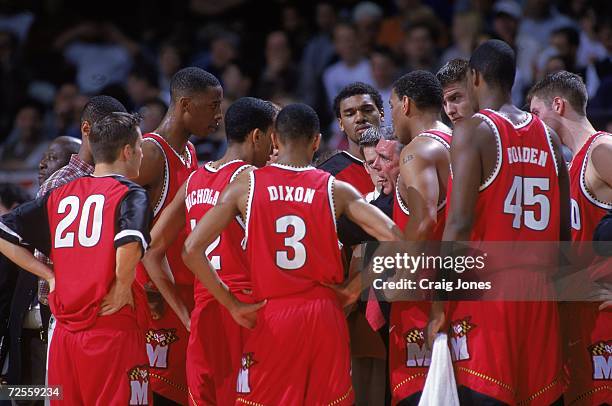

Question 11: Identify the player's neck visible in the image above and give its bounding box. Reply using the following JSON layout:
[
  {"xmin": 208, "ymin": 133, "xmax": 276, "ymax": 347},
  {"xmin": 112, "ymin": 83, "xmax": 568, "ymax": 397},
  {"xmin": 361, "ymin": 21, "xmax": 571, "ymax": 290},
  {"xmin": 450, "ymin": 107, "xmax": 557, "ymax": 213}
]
[
  {"xmin": 214, "ymin": 143, "xmax": 246, "ymax": 167},
  {"xmin": 346, "ymin": 139, "xmax": 363, "ymax": 159},
  {"xmin": 77, "ymin": 146, "xmax": 93, "ymax": 166},
  {"xmin": 275, "ymin": 150, "xmax": 312, "ymax": 168},
  {"xmin": 408, "ymin": 114, "xmax": 445, "ymax": 141},
  {"xmin": 93, "ymin": 162, "xmax": 130, "ymax": 178},
  {"xmin": 155, "ymin": 115, "xmax": 190, "ymax": 153},
  {"xmin": 561, "ymin": 117, "xmax": 597, "ymax": 155},
  {"xmin": 478, "ymin": 92, "xmax": 513, "ymax": 112}
]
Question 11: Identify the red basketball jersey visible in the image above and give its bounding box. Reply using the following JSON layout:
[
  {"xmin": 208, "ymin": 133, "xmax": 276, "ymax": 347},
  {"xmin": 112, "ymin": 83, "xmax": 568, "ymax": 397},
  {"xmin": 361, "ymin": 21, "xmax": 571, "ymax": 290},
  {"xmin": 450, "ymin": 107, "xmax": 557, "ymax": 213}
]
[
  {"xmin": 318, "ymin": 150, "xmax": 374, "ymax": 196},
  {"xmin": 465, "ymin": 109, "xmax": 561, "ymax": 241},
  {"xmin": 392, "ymin": 129, "xmax": 452, "ymax": 240},
  {"xmin": 137, "ymin": 132, "xmax": 198, "ymax": 286},
  {"xmin": 0, "ymin": 175, "xmax": 151, "ymax": 332},
  {"xmin": 185, "ymin": 160, "xmax": 252, "ymax": 306},
  {"xmin": 244, "ymin": 163, "xmax": 343, "ymax": 300},
  {"xmin": 569, "ymin": 131, "xmax": 612, "ymax": 242}
]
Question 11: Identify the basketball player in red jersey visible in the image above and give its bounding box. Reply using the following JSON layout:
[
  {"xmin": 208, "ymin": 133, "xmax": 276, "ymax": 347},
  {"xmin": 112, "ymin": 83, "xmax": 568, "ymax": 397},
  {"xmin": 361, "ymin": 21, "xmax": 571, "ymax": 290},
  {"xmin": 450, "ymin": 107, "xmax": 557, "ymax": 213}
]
[
  {"xmin": 386, "ymin": 70, "xmax": 452, "ymax": 405},
  {"xmin": 182, "ymin": 103, "xmax": 402, "ymax": 405},
  {"xmin": 0, "ymin": 113, "xmax": 152, "ymax": 405},
  {"xmin": 318, "ymin": 82, "xmax": 384, "ymax": 195},
  {"xmin": 428, "ymin": 40, "xmax": 570, "ymax": 405},
  {"xmin": 436, "ymin": 58, "xmax": 474, "ymax": 126},
  {"xmin": 528, "ymin": 71, "xmax": 612, "ymax": 405},
  {"xmin": 133, "ymin": 67, "xmax": 223, "ymax": 405},
  {"xmin": 142, "ymin": 97, "xmax": 277, "ymax": 405}
]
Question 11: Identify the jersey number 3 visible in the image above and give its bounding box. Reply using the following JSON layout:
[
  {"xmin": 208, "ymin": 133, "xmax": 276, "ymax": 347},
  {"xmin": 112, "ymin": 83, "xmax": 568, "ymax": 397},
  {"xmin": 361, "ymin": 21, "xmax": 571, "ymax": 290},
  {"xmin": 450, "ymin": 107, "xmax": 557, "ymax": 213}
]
[
  {"xmin": 55, "ymin": 195, "xmax": 105, "ymax": 248},
  {"xmin": 275, "ymin": 215, "xmax": 306, "ymax": 270}
]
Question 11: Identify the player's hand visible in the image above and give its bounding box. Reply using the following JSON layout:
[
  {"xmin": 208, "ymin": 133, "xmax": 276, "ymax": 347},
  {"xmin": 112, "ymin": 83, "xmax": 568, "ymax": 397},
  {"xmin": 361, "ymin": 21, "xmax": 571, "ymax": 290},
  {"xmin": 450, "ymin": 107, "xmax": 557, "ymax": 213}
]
[
  {"xmin": 228, "ymin": 298, "xmax": 266, "ymax": 329},
  {"xmin": 47, "ymin": 276, "xmax": 56, "ymax": 293},
  {"xmin": 425, "ymin": 302, "xmax": 446, "ymax": 350},
  {"xmin": 322, "ymin": 281, "xmax": 359, "ymax": 308},
  {"xmin": 599, "ymin": 301, "xmax": 612, "ymax": 311},
  {"xmin": 99, "ymin": 281, "xmax": 134, "ymax": 316}
]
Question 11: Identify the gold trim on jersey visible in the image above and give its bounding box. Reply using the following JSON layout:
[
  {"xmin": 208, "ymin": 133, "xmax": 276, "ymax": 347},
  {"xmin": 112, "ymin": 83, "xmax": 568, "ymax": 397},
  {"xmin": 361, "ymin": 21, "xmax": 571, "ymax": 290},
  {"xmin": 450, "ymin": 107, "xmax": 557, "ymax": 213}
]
[
  {"xmin": 567, "ymin": 385, "xmax": 612, "ymax": 405},
  {"xmin": 455, "ymin": 366, "xmax": 515, "ymax": 395},
  {"xmin": 392, "ymin": 372, "xmax": 427, "ymax": 394},
  {"xmin": 327, "ymin": 386, "xmax": 353, "ymax": 406},
  {"xmin": 149, "ymin": 372, "xmax": 188, "ymax": 393},
  {"xmin": 517, "ymin": 374, "xmax": 564, "ymax": 405}
]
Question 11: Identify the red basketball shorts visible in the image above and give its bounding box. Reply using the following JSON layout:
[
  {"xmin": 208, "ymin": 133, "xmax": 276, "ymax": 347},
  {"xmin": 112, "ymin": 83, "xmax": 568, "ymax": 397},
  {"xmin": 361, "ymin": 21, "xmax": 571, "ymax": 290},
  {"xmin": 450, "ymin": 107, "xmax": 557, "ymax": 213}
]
[
  {"xmin": 235, "ymin": 288, "xmax": 353, "ymax": 406},
  {"xmin": 48, "ymin": 314, "xmax": 150, "ymax": 405}
]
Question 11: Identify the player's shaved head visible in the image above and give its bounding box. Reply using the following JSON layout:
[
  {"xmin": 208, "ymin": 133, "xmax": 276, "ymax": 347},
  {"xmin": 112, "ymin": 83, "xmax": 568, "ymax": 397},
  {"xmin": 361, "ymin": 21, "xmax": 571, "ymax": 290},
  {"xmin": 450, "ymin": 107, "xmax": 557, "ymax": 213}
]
[
  {"xmin": 392, "ymin": 70, "xmax": 443, "ymax": 111},
  {"xmin": 527, "ymin": 70, "xmax": 588, "ymax": 116},
  {"xmin": 469, "ymin": 39, "xmax": 516, "ymax": 93},
  {"xmin": 275, "ymin": 104, "xmax": 320, "ymax": 143},
  {"xmin": 90, "ymin": 112, "xmax": 142, "ymax": 164},
  {"xmin": 170, "ymin": 67, "xmax": 221, "ymax": 103},
  {"xmin": 81, "ymin": 95, "xmax": 127, "ymax": 125},
  {"xmin": 225, "ymin": 97, "xmax": 278, "ymax": 143}
]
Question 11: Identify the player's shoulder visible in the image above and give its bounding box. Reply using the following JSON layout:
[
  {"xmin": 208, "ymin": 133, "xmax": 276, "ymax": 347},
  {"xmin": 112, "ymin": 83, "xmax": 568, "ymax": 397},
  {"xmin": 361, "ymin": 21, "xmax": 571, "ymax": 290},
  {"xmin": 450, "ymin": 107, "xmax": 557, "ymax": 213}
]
[
  {"xmin": 591, "ymin": 131, "xmax": 612, "ymax": 147},
  {"xmin": 316, "ymin": 150, "xmax": 359, "ymax": 175}
]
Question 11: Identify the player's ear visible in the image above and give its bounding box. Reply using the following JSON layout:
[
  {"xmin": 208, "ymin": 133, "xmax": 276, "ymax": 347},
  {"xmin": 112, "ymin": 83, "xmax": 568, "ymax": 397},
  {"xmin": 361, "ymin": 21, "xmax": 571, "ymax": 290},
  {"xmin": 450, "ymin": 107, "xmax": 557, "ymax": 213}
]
[
  {"xmin": 471, "ymin": 68, "xmax": 480, "ymax": 88},
  {"xmin": 81, "ymin": 120, "xmax": 91, "ymax": 138},
  {"xmin": 337, "ymin": 117, "xmax": 345, "ymax": 133},
  {"xmin": 271, "ymin": 131, "xmax": 280, "ymax": 149},
  {"xmin": 552, "ymin": 96, "xmax": 564, "ymax": 115},
  {"xmin": 312, "ymin": 133, "xmax": 322, "ymax": 152},
  {"xmin": 402, "ymin": 96, "xmax": 410, "ymax": 116},
  {"xmin": 178, "ymin": 96, "xmax": 190, "ymax": 114}
]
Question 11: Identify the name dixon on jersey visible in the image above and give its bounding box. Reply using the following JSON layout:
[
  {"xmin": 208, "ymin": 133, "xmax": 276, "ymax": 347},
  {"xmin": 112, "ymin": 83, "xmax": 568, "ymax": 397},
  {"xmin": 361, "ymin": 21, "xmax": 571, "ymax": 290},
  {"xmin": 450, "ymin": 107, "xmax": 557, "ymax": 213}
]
[
  {"xmin": 507, "ymin": 146, "xmax": 548, "ymax": 167},
  {"xmin": 267, "ymin": 186, "xmax": 315, "ymax": 204},
  {"xmin": 186, "ymin": 188, "xmax": 220, "ymax": 211}
]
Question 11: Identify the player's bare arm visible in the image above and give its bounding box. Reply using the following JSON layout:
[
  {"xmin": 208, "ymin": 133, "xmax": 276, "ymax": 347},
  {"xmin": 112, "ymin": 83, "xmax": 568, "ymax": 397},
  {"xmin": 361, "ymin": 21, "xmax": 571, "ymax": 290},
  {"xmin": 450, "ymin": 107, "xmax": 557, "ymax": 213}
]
[
  {"xmin": 142, "ymin": 180, "xmax": 191, "ymax": 330},
  {"xmin": 399, "ymin": 138, "xmax": 443, "ymax": 241},
  {"xmin": 589, "ymin": 139, "xmax": 612, "ymax": 203},
  {"xmin": 99, "ymin": 241, "xmax": 142, "ymax": 316},
  {"xmin": 427, "ymin": 117, "xmax": 488, "ymax": 349},
  {"xmin": 182, "ymin": 171, "xmax": 264, "ymax": 329},
  {"xmin": 0, "ymin": 238, "xmax": 55, "ymax": 291},
  {"xmin": 132, "ymin": 140, "xmax": 165, "ymax": 210},
  {"xmin": 327, "ymin": 179, "xmax": 403, "ymax": 306},
  {"xmin": 546, "ymin": 126, "xmax": 571, "ymax": 241}
]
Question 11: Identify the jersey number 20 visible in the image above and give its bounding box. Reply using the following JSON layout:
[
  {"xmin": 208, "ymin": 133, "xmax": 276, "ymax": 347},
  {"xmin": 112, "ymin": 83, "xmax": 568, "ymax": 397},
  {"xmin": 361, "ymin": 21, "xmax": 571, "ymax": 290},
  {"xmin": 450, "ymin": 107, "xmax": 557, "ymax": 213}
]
[{"xmin": 55, "ymin": 195, "xmax": 105, "ymax": 248}]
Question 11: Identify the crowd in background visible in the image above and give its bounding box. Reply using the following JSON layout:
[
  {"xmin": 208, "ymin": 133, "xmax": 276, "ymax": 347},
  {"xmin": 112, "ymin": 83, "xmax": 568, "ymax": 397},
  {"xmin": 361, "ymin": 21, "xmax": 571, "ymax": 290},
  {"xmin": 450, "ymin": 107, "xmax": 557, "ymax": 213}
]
[{"xmin": 1, "ymin": 0, "xmax": 612, "ymax": 174}]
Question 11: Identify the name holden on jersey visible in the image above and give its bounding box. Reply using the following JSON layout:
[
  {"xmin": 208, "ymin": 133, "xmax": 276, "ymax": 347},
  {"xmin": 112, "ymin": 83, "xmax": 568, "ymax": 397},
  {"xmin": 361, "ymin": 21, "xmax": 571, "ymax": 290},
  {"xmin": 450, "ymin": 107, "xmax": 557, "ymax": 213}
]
[
  {"xmin": 372, "ymin": 278, "xmax": 492, "ymax": 292},
  {"xmin": 507, "ymin": 146, "xmax": 549, "ymax": 167}
]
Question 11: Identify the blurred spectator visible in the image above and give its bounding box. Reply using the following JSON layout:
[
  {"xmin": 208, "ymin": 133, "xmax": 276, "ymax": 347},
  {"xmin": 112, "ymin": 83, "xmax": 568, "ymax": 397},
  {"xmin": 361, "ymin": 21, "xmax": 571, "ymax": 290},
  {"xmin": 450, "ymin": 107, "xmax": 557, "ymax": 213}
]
[
  {"xmin": 0, "ymin": 101, "xmax": 48, "ymax": 171},
  {"xmin": 256, "ymin": 31, "xmax": 299, "ymax": 101},
  {"xmin": 127, "ymin": 64, "xmax": 161, "ymax": 110},
  {"xmin": 0, "ymin": 29, "xmax": 27, "ymax": 140},
  {"xmin": 402, "ymin": 21, "xmax": 440, "ymax": 73},
  {"xmin": 377, "ymin": 0, "xmax": 437, "ymax": 54},
  {"xmin": 323, "ymin": 23, "xmax": 374, "ymax": 109},
  {"xmin": 440, "ymin": 11, "xmax": 482, "ymax": 65},
  {"xmin": 280, "ymin": 4, "xmax": 311, "ymax": 60},
  {"xmin": 491, "ymin": 0, "xmax": 540, "ymax": 104},
  {"xmin": 157, "ymin": 41, "xmax": 184, "ymax": 105},
  {"xmin": 194, "ymin": 30, "xmax": 239, "ymax": 79},
  {"xmin": 298, "ymin": 2, "xmax": 337, "ymax": 109},
  {"xmin": 222, "ymin": 61, "xmax": 253, "ymax": 100},
  {"xmin": 519, "ymin": 0, "xmax": 576, "ymax": 48},
  {"xmin": 369, "ymin": 46, "xmax": 399, "ymax": 123},
  {"xmin": 352, "ymin": 1, "xmax": 383, "ymax": 55},
  {"xmin": 587, "ymin": 16, "xmax": 612, "ymax": 109},
  {"xmin": 54, "ymin": 22, "xmax": 139, "ymax": 94},
  {"xmin": 576, "ymin": 6, "xmax": 607, "ymax": 67},
  {"xmin": 139, "ymin": 98, "xmax": 168, "ymax": 134},
  {"xmin": 0, "ymin": 8, "xmax": 34, "ymax": 43},
  {"xmin": 46, "ymin": 82, "xmax": 79, "ymax": 139}
]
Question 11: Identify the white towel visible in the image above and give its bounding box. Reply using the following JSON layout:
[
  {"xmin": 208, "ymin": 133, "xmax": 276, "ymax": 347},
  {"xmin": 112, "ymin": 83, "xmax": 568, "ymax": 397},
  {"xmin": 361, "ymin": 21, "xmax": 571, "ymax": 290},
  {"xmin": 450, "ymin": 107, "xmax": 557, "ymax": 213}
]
[{"xmin": 418, "ymin": 333, "xmax": 460, "ymax": 406}]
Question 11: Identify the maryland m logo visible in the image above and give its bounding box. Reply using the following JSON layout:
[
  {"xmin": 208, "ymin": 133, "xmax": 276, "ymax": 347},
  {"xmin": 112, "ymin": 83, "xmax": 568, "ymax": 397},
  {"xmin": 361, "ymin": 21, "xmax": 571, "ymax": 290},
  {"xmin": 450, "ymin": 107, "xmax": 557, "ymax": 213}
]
[
  {"xmin": 145, "ymin": 329, "xmax": 178, "ymax": 368},
  {"xmin": 590, "ymin": 340, "xmax": 612, "ymax": 380},
  {"xmin": 128, "ymin": 366, "xmax": 149, "ymax": 405},
  {"xmin": 237, "ymin": 353, "xmax": 257, "ymax": 394},
  {"xmin": 405, "ymin": 328, "xmax": 431, "ymax": 367},
  {"xmin": 449, "ymin": 317, "xmax": 476, "ymax": 362}
]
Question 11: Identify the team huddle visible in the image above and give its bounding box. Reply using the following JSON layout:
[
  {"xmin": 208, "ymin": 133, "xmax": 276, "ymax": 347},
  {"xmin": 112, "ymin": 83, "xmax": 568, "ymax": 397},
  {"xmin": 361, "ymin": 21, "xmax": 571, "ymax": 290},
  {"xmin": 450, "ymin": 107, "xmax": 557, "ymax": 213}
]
[{"xmin": 0, "ymin": 38, "xmax": 610, "ymax": 406}]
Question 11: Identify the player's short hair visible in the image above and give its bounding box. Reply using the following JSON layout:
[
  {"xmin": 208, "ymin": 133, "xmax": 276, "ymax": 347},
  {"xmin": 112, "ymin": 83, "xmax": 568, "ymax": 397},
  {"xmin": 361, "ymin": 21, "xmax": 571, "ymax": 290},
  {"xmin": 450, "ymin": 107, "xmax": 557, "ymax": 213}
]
[
  {"xmin": 527, "ymin": 70, "xmax": 588, "ymax": 116},
  {"xmin": 90, "ymin": 112, "xmax": 142, "ymax": 164},
  {"xmin": 81, "ymin": 95, "xmax": 127, "ymax": 126},
  {"xmin": 437, "ymin": 58, "xmax": 469, "ymax": 88},
  {"xmin": 225, "ymin": 97, "xmax": 278, "ymax": 143},
  {"xmin": 275, "ymin": 103, "xmax": 320, "ymax": 142},
  {"xmin": 392, "ymin": 70, "xmax": 443, "ymax": 111},
  {"xmin": 359, "ymin": 126, "xmax": 381, "ymax": 148},
  {"xmin": 333, "ymin": 82, "xmax": 383, "ymax": 118},
  {"xmin": 469, "ymin": 39, "xmax": 516, "ymax": 93},
  {"xmin": 169, "ymin": 67, "xmax": 221, "ymax": 103}
]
